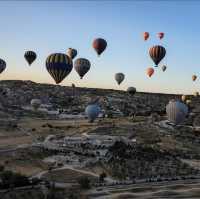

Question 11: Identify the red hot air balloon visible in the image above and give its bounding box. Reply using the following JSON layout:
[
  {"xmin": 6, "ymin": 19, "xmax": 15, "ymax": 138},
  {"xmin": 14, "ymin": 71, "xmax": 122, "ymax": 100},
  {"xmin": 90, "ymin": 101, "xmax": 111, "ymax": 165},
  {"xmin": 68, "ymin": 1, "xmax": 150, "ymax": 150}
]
[
  {"xmin": 92, "ymin": 38, "xmax": 107, "ymax": 56},
  {"xmin": 147, "ymin": 67, "xmax": 154, "ymax": 77},
  {"xmin": 143, "ymin": 32, "xmax": 149, "ymax": 41},
  {"xmin": 158, "ymin": 32, "xmax": 164, "ymax": 40}
]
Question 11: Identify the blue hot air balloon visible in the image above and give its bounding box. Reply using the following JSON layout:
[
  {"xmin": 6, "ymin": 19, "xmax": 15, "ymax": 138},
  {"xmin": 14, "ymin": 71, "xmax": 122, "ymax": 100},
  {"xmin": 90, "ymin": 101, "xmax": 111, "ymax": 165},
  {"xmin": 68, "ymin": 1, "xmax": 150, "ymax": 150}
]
[{"xmin": 85, "ymin": 104, "xmax": 100, "ymax": 122}]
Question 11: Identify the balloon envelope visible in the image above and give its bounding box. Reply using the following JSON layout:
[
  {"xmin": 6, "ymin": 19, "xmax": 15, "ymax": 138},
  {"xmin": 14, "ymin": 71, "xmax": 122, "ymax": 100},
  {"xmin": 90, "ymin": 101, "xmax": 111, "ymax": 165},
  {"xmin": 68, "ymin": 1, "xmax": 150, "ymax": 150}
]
[
  {"xmin": 192, "ymin": 75, "xmax": 197, "ymax": 81},
  {"xmin": 115, "ymin": 73, "xmax": 125, "ymax": 85},
  {"xmin": 147, "ymin": 67, "xmax": 154, "ymax": 77},
  {"xmin": 67, "ymin": 48, "xmax": 77, "ymax": 60},
  {"xmin": 166, "ymin": 100, "xmax": 188, "ymax": 125},
  {"xmin": 93, "ymin": 38, "xmax": 107, "ymax": 56},
  {"xmin": 193, "ymin": 92, "xmax": 199, "ymax": 97},
  {"xmin": 162, "ymin": 65, "xmax": 167, "ymax": 72},
  {"xmin": 46, "ymin": 53, "xmax": 73, "ymax": 84},
  {"xmin": 74, "ymin": 58, "xmax": 91, "ymax": 79},
  {"xmin": 24, "ymin": 51, "xmax": 37, "ymax": 65},
  {"xmin": 149, "ymin": 45, "xmax": 166, "ymax": 66},
  {"xmin": 0, "ymin": 59, "xmax": 6, "ymax": 74},
  {"xmin": 158, "ymin": 32, "xmax": 164, "ymax": 40},
  {"xmin": 127, "ymin": 87, "xmax": 136, "ymax": 95},
  {"xmin": 31, "ymin": 99, "xmax": 41, "ymax": 110},
  {"xmin": 143, "ymin": 32, "xmax": 149, "ymax": 41},
  {"xmin": 85, "ymin": 104, "xmax": 100, "ymax": 122}
]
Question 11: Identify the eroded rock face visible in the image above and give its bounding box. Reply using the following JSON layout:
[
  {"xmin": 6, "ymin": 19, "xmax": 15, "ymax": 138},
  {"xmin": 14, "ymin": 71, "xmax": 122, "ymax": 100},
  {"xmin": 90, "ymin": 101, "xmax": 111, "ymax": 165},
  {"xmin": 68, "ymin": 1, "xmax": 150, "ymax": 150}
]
[{"xmin": 0, "ymin": 80, "xmax": 199, "ymax": 122}]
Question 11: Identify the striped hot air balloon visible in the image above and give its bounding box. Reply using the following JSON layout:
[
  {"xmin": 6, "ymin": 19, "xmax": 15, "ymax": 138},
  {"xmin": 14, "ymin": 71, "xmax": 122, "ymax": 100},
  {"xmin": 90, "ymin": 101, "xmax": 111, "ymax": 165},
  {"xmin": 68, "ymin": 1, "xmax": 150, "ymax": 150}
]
[
  {"xmin": 67, "ymin": 48, "xmax": 77, "ymax": 60},
  {"xmin": 46, "ymin": 53, "xmax": 73, "ymax": 84},
  {"xmin": 0, "ymin": 59, "xmax": 6, "ymax": 74},
  {"xmin": 115, "ymin": 73, "xmax": 125, "ymax": 85},
  {"xmin": 74, "ymin": 58, "xmax": 91, "ymax": 79},
  {"xmin": 24, "ymin": 51, "xmax": 37, "ymax": 65},
  {"xmin": 143, "ymin": 32, "xmax": 149, "ymax": 41},
  {"xmin": 166, "ymin": 100, "xmax": 188, "ymax": 125},
  {"xmin": 93, "ymin": 38, "xmax": 107, "ymax": 56},
  {"xmin": 149, "ymin": 45, "xmax": 166, "ymax": 66}
]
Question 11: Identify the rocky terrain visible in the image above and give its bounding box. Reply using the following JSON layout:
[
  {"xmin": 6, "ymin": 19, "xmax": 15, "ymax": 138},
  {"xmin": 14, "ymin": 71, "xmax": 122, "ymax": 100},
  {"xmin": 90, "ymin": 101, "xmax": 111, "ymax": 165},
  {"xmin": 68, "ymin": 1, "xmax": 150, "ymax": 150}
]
[{"xmin": 0, "ymin": 80, "xmax": 200, "ymax": 198}]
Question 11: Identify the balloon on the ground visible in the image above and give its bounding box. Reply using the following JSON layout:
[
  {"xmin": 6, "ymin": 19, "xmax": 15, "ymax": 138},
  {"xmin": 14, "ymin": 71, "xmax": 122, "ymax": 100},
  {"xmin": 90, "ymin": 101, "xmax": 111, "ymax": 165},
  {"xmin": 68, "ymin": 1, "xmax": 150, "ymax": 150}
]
[
  {"xmin": 0, "ymin": 59, "xmax": 6, "ymax": 74},
  {"xmin": 193, "ymin": 92, "xmax": 199, "ymax": 97},
  {"xmin": 24, "ymin": 51, "xmax": 37, "ymax": 65},
  {"xmin": 147, "ymin": 67, "xmax": 154, "ymax": 77},
  {"xmin": 158, "ymin": 32, "xmax": 164, "ymax": 40},
  {"xmin": 67, "ymin": 48, "xmax": 77, "ymax": 60},
  {"xmin": 162, "ymin": 65, "xmax": 167, "ymax": 72},
  {"xmin": 85, "ymin": 104, "xmax": 100, "ymax": 122},
  {"xmin": 74, "ymin": 58, "xmax": 91, "ymax": 79},
  {"xmin": 149, "ymin": 45, "xmax": 166, "ymax": 66},
  {"xmin": 115, "ymin": 73, "xmax": 125, "ymax": 85},
  {"xmin": 93, "ymin": 38, "xmax": 107, "ymax": 56},
  {"xmin": 186, "ymin": 99, "xmax": 192, "ymax": 105},
  {"xmin": 192, "ymin": 75, "xmax": 197, "ymax": 81},
  {"xmin": 31, "ymin": 99, "xmax": 41, "ymax": 110},
  {"xmin": 181, "ymin": 95, "xmax": 187, "ymax": 102},
  {"xmin": 46, "ymin": 53, "xmax": 73, "ymax": 84},
  {"xmin": 127, "ymin": 87, "xmax": 136, "ymax": 95},
  {"xmin": 143, "ymin": 32, "xmax": 149, "ymax": 41},
  {"xmin": 166, "ymin": 100, "xmax": 188, "ymax": 125}
]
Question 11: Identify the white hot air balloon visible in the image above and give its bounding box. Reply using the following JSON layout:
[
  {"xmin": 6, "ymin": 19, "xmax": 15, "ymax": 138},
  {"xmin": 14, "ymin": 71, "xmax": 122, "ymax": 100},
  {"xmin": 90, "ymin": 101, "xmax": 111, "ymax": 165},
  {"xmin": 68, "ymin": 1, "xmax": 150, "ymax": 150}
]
[{"xmin": 166, "ymin": 100, "xmax": 188, "ymax": 125}]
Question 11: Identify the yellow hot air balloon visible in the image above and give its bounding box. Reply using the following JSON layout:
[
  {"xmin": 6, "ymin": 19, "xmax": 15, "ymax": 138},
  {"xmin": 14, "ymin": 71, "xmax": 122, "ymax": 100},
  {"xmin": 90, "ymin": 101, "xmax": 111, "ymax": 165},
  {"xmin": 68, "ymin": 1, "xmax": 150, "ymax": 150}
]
[{"xmin": 186, "ymin": 99, "xmax": 192, "ymax": 105}]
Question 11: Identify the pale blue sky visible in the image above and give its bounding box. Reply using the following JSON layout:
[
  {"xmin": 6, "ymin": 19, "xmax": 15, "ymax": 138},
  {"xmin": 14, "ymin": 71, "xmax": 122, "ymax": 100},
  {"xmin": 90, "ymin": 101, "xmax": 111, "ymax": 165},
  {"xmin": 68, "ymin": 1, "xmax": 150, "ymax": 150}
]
[{"xmin": 0, "ymin": 1, "xmax": 199, "ymax": 94}]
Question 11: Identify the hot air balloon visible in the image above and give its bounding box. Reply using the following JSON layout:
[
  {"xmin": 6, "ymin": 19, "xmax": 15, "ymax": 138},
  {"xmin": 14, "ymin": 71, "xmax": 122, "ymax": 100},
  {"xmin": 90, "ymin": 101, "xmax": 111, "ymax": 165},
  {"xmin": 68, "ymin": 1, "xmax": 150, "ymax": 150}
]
[
  {"xmin": 46, "ymin": 53, "xmax": 73, "ymax": 84},
  {"xmin": 93, "ymin": 38, "xmax": 107, "ymax": 56},
  {"xmin": 158, "ymin": 32, "xmax": 164, "ymax": 40},
  {"xmin": 0, "ymin": 59, "xmax": 6, "ymax": 74},
  {"xmin": 115, "ymin": 73, "xmax": 125, "ymax": 85},
  {"xmin": 67, "ymin": 48, "xmax": 77, "ymax": 60},
  {"xmin": 31, "ymin": 99, "xmax": 41, "ymax": 110},
  {"xmin": 193, "ymin": 92, "xmax": 199, "ymax": 97},
  {"xmin": 127, "ymin": 87, "xmax": 136, "ymax": 95},
  {"xmin": 149, "ymin": 45, "xmax": 166, "ymax": 66},
  {"xmin": 74, "ymin": 58, "xmax": 91, "ymax": 79},
  {"xmin": 181, "ymin": 95, "xmax": 188, "ymax": 102},
  {"xmin": 24, "ymin": 51, "xmax": 37, "ymax": 65},
  {"xmin": 147, "ymin": 67, "xmax": 154, "ymax": 77},
  {"xmin": 85, "ymin": 104, "xmax": 100, "ymax": 123},
  {"xmin": 192, "ymin": 75, "xmax": 197, "ymax": 81},
  {"xmin": 162, "ymin": 65, "xmax": 167, "ymax": 72},
  {"xmin": 143, "ymin": 32, "xmax": 149, "ymax": 41},
  {"xmin": 186, "ymin": 99, "xmax": 192, "ymax": 105},
  {"xmin": 166, "ymin": 100, "xmax": 188, "ymax": 125}
]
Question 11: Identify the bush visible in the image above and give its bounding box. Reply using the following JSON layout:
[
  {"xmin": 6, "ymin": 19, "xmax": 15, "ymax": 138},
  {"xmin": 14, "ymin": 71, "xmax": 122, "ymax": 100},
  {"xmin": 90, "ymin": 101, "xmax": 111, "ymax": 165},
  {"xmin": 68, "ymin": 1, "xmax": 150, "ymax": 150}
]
[{"xmin": 77, "ymin": 176, "xmax": 91, "ymax": 189}]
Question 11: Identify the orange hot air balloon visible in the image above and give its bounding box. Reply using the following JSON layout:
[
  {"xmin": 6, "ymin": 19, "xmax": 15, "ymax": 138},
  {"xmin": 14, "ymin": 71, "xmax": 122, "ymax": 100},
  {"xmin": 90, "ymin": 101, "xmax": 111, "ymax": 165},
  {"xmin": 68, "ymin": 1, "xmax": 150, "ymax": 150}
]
[
  {"xmin": 158, "ymin": 32, "xmax": 164, "ymax": 39},
  {"xmin": 192, "ymin": 75, "xmax": 197, "ymax": 81},
  {"xmin": 143, "ymin": 32, "xmax": 149, "ymax": 41},
  {"xmin": 92, "ymin": 38, "xmax": 107, "ymax": 56},
  {"xmin": 147, "ymin": 67, "xmax": 154, "ymax": 77}
]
